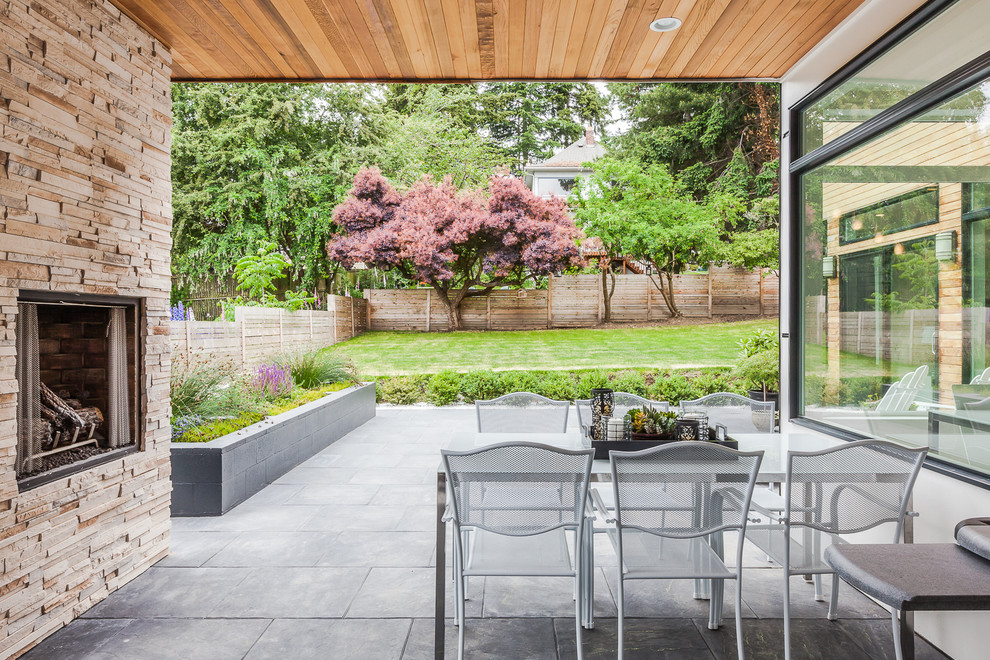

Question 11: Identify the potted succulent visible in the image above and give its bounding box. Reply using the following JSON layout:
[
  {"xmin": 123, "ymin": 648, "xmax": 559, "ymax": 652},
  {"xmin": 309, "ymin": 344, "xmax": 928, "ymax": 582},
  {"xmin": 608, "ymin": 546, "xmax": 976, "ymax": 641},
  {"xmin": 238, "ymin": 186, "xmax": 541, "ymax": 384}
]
[{"xmin": 624, "ymin": 406, "xmax": 678, "ymax": 441}]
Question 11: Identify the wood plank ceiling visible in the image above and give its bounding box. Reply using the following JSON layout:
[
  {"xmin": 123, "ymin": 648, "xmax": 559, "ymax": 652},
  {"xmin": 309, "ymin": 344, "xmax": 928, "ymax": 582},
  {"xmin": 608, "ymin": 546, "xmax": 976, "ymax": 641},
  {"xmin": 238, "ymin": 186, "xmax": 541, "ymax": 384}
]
[{"xmin": 110, "ymin": 0, "xmax": 869, "ymax": 82}]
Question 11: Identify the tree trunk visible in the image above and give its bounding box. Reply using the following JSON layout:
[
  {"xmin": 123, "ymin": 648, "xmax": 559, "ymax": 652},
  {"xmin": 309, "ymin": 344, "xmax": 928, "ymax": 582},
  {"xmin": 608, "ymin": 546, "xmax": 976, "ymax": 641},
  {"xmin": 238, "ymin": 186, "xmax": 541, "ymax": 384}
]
[
  {"xmin": 655, "ymin": 270, "xmax": 681, "ymax": 318},
  {"xmin": 433, "ymin": 287, "xmax": 464, "ymax": 331},
  {"xmin": 601, "ymin": 267, "xmax": 616, "ymax": 322}
]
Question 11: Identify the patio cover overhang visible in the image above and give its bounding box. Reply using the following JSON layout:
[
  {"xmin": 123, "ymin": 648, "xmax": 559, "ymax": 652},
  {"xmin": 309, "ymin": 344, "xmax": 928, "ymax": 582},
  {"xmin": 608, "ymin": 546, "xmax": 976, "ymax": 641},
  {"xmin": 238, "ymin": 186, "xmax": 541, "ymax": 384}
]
[{"xmin": 110, "ymin": 0, "xmax": 870, "ymax": 83}]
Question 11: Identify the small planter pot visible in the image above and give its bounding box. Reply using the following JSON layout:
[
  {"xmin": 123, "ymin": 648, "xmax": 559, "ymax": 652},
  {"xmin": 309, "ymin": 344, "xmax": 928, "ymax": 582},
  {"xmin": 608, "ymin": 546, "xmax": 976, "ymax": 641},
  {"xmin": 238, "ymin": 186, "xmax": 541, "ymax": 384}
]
[
  {"xmin": 629, "ymin": 431, "xmax": 675, "ymax": 442},
  {"xmin": 747, "ymin": 390, "xmax": 779, "ymax": 432}
]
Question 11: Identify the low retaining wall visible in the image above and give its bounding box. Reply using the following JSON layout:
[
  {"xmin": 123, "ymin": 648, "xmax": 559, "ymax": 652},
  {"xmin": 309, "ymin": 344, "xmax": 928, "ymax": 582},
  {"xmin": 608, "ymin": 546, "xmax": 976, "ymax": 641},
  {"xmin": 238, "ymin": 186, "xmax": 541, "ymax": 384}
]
[{"xmin": 170, "ymin": 383, "xmax": 376, "ymax": 516}]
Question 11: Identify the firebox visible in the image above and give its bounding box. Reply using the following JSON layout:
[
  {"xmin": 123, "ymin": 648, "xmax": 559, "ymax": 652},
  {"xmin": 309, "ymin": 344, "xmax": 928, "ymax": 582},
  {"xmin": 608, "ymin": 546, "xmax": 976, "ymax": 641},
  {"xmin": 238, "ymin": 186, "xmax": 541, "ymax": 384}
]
[{"xmin": 15, "ymin": 293, "xmax": 141, "ymax": 485}]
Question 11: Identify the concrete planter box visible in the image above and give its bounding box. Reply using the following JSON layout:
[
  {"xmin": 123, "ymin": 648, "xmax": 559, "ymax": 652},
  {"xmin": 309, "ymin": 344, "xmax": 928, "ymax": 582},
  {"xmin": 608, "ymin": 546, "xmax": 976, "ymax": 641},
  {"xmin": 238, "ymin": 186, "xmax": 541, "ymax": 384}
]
[{"xmin": 170, "ymin": 382, "xmax": 376, "ymax": 516}]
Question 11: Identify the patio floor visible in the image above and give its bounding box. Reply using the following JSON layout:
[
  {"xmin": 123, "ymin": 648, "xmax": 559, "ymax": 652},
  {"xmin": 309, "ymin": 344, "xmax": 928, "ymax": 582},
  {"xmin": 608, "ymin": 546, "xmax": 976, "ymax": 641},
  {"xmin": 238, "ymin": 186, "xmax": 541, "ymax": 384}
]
[{"xmin": 24, "ymin": 408, "xmax": 948, "ymax": 659}]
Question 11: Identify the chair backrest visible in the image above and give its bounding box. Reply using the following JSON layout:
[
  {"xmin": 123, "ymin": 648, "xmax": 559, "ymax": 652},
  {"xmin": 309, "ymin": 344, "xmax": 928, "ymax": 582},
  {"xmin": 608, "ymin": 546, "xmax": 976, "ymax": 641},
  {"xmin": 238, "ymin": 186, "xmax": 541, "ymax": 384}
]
[
  {"xmin": 475, "ymin": 392, "xmax": 570, "ymax": 433},
  {"xmin": 784, "ymin": 440, "xmax": 926, "ymax": 538},
  {"xmin": 574, "ymin": 393, "xmax": 670, "ymax": 435},
  {"xmin": 609, "ymin": 441, "xmax": 764, "ymax": 539},
  {"xmin": 442, "ymin": 442, "xmax": 594, "ymax": 536},
  {"xmin": 971, "ymin": 367, "xmax": 990, "ymax": 385},
  {"xmin": 876, "ymin": 365, "xmax": 929, "ymax": 412},
  {"xmin": 680, "ymin": 392, "xmax": 776, "ymax": 436}
]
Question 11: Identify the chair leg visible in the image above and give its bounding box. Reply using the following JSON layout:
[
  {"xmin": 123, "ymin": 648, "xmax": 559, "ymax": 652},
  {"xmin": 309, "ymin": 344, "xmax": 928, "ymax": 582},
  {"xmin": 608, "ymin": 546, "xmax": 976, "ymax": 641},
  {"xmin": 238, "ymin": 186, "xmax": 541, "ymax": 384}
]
[
  {"xmin": 455, "ymin": 558, "xmax": 466, "ymax": 660},
  {"xmin": 783, "ymin": 572, "xmax": 792, "ymax": 660},
  {"xmin": 736, "ymin": 575, "xmax": 746, "ymax": 660},
  {"xmin": 708, "ymin": 578, "xmax": 723, "ymax": 630},
  {"xmin": 575, "ymin": 573, "xmax": 584, "ymax": 660},
  {"xmin": 813, "ymin": 573, "xmax": 825, "ymax": 602},
  {"xmin": 827, "ymin": 574, "xmax": 840, "ymax": 621},
  {"xmin": 617, "ymin": 572, "xmax": 625, "ymax": 660}
]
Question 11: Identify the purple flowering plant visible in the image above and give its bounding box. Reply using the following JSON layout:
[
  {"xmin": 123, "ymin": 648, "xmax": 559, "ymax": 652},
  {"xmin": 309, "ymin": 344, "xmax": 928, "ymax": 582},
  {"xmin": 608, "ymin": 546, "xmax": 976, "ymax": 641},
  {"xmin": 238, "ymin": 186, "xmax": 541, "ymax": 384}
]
[{"xmin": 252, "ymin": 363, "xmax": 294, "ymax": 400}]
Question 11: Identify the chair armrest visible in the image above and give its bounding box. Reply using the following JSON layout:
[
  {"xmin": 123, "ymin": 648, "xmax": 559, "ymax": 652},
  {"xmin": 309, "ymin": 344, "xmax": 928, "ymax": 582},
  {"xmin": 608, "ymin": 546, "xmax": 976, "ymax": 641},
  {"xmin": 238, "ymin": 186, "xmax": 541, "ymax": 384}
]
[{"xmin": 589, "ymin": 487, "xmax": 616, "ymax": 524}]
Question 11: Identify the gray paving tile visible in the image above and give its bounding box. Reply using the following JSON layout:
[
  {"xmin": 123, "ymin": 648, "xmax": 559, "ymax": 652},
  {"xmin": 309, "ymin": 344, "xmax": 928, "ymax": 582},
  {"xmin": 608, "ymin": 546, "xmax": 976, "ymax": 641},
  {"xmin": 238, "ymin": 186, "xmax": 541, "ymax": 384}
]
[
  {"xmin": 82, "ymin": 567, "xmax": 250, "ymax": 618},
  {"xmin": 318, "ymin": 531, "xmax": 435, "ymax": 567},
  {"xmin": 371, "ymin": 485, "xmax": 438, "ymax": 507},
  {"xmin": 327, "ymin": 453, "xmax": 407, "ymax": 468},
  {"xmin": 347, "ymin": 567, "xmax": 481, "ymax": 619},
  {"xmin": 350, "ymin": 468, "xmax": 430, "ymax": 485},
  {"xmin": 304, "ymin": 504, "xmax": 408, "ymax": 532},
  {"xmin": 244, "ymin": 618, "xmax": 410, "ymax": 660},
  {"xmin": 451, "ymin": 617, "xmax": 558, "ymax": 659},
  {"xmin": 738, "ymin": 570, "xmax": 886, "ymax": 620},
  {"xmin": 171, "ymin": 504, "xmax": 324, "ymax": 532},
  {"xmin": 238, "ymin": 483, "xmax": 305, "ymax": 506},
  {"xmin": 155, "ymin": 531, "xmax": 239, "ymax": 567},
  {"xmin": 84, "ymin": 619, "xmax": 270, "ymax": 660},
  {"xmin": 285, "ymin": 483, "xmax": 381, "ymax": 506},
  {"xmin": 273, "ymin": 466, "xmax": 358, "ymax": 484},
  {"xmin": 483, "ymin": 569, "xmax": 617, "ymax": 619},
  {"xmin": 205, "ymin": 531, "xmax": 339, "ymax": 567},
  {"xmin": 210, "ymin": 567, "xmax": 369, "ymax": 617},
  {"xmin": 21, "ymin": 619, "xmax": 131, "ymax": 659},
  {"xmin": 396, "ymin": 506, "xmax": 438, "ymax": 532},
  {"xmin": 836, "ymin": 619, "xmax": 949, "ymax": 660},
  {"xmin": 600, "ymin": 571, "xmax": 755, "ymax": 620},
  {"xmin": 557, "ymin": 617, "xmax": 714, "ymax": 660}
]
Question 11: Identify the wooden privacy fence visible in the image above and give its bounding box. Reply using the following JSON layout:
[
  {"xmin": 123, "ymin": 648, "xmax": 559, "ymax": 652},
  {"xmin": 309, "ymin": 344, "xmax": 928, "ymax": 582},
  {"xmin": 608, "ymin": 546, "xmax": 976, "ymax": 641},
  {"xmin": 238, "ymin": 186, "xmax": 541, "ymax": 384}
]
[
  {"xmin": 367, "ymin": 267, "xmax": 778, "ymax": 332},
  {"xmin": 171, "ymin": 297, "xmax": 368, "ymax": 369}
]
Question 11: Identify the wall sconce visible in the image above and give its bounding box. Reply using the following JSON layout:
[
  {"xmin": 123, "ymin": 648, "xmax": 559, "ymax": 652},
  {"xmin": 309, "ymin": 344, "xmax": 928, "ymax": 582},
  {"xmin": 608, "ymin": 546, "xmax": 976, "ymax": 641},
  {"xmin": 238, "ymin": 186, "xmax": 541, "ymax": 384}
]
[
  {"xmin": 935, "ymin": 230, "xmax": 956, "ymax": 261},
  {"xmin": 822, "ymin": 255, "xmax": 836, "ymax": 278}
]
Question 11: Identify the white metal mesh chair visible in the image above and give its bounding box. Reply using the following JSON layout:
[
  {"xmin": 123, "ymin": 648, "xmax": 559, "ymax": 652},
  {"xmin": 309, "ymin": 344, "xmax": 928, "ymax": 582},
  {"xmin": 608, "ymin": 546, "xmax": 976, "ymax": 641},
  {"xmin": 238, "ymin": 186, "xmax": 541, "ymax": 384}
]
[
  {"xmin": 575, "ymin": 393, "xmax": 670, "ymax": 438},
  {"xmin": 745, "ymin": 440, "xmax": 927, "ymax": 660},
  {"xmin": 442, "ymin": 442, "xmax": 595, "ymax": 660},
  {"xmin": 594, "ymin": 442, "xmax": 764, "ymax": 660},
  {"xmin": 680, "ymin": 392, "xmax": 777, "ymax": 436},
  {"xmin": 475, "ymin": 392, "xmax": 570, "ymax": 433}
]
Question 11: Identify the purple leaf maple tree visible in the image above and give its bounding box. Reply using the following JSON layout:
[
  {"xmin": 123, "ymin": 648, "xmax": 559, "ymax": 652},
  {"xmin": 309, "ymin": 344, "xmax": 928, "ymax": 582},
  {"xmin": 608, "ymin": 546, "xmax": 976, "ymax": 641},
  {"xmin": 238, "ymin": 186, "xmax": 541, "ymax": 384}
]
[{"xmin": 328, "ymin": 167, "xmax": 583, "ymax": 330}]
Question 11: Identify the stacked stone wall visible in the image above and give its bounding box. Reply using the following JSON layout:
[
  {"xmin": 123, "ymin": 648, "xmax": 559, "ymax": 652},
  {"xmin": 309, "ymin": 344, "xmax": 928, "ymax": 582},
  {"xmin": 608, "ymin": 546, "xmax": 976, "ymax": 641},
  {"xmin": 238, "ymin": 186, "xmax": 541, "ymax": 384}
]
[{"xmin": 0, "ymin": 0, "xmax": 172, "ymax": 656}]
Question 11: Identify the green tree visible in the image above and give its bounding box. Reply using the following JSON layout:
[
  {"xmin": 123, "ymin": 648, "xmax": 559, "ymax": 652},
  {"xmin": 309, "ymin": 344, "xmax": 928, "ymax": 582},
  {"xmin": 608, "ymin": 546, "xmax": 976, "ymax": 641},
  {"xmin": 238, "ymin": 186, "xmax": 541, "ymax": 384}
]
[
  {"xmin": 171, "ymin": 82, "xmax": 377, "ymax": 293},
  {"xmin": 573, "ymin": 158, "xmax": 739, "ymax": 317},
  {"xmin": 610, "ymin": 82, "xmax": 780, "ymax": 272}
]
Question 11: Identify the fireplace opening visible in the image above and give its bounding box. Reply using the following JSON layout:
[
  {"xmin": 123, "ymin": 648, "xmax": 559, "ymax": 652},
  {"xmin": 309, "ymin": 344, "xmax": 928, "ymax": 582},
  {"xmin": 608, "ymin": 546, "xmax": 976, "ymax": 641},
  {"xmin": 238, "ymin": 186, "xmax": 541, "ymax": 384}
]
[{"xmin": 15, "ymin": 295, "xmax": 140, "ymax": 484}]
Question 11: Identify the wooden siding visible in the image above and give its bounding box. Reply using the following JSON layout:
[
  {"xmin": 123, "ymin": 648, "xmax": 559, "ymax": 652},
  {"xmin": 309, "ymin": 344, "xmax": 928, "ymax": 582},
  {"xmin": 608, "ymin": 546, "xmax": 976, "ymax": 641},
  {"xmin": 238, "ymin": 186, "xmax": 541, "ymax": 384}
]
[
  {"xmin": 367, "ymin": 268, "xmax": 778, "ymax": 331},
  {"xmin": 109, "ymin": 0, "xmax": 867, "ymax": 82}
]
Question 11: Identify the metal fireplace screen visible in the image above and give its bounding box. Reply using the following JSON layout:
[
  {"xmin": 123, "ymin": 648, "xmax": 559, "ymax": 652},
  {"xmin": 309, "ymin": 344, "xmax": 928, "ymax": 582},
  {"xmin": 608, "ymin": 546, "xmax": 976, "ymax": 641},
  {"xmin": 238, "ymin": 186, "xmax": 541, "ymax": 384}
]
[{"xmin": 15, "ymin": 301, "xmax": 135, "ymax": 480}]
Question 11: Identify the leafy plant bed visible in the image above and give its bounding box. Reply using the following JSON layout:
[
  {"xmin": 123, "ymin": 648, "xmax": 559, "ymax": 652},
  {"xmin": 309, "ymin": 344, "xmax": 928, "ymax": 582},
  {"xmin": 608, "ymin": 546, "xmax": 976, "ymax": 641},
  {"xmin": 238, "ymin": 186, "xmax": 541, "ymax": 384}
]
[
  {"xmin": 170, "ymin": 382, "xmax": 375, "ymax": 516},
  {"xmin": 373, "ymin": 367, "xmax": 750, "ymax": 407}
]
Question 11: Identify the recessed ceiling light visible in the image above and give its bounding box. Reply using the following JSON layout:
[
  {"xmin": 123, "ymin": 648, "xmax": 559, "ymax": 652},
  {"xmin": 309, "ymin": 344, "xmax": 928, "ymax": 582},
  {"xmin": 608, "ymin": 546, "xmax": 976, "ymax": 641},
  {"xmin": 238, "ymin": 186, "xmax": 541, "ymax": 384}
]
[{"xmin": 649, "ymin": 17, "xmax": 682, "ymax": 32}]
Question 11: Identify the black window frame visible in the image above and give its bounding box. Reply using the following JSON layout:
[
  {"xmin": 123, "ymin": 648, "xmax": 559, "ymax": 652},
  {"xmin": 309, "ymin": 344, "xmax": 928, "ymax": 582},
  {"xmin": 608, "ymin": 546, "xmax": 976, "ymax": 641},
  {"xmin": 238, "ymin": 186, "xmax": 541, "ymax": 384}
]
[{"xmin": 787, "ymin": 0, "xmax": 990, "ymax": 488}]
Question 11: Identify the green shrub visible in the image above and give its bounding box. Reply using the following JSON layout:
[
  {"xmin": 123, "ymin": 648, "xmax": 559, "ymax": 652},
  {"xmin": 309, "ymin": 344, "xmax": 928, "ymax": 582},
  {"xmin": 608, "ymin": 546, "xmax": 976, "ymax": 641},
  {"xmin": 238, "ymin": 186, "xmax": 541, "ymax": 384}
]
[
  {"xmin": 534, "ymin": 371, "xmax": 579, "ymax": 401},
  {"xmin": 460, "ymin": 370, "xmax": 504, "ymax": 402},
  {"xmin": 838, "ymin": 376, "xmax": 885, "ymax": 405},
  {"xmin": 500, "ymin": 371, "xmax": 541, "ymax": 396},
  {"xmin": 280, "ymin": 350, "xmax": 354, "ymax": 389},
  {"xmin": 267, "ymin": 382, "xmax": 353, "ymax": 416},
  {"xmin": 738, "ymin": 328, "xmax": 779, "ymax": 358},
  {"xmin": 609, "ymin": 371, "xmax": 648, "ymax": 397},
  {"xmin": 693, "ymin": 372, "xmax": 730, "ymax": 396},
  {"xmin": 427, "ymin": 370, "xmax": 462, "ymax": 406},
  {"xmin": 732, "ymin": 349, "xmax": 780, "ymax": 396},
  {"xmin": 575, "ymin": 370, "xmax": 610, "ymax": 398},
  {"xmin": 649, "ymin": 373, "xmax": 697, "ymax": 405},
  {"xmin": 376, "ymin": 375, "xmax": 428, "ymax": 405},
  {"xmin": 178, "ymin": 410, "xmax": 266, "ymax": 443}
]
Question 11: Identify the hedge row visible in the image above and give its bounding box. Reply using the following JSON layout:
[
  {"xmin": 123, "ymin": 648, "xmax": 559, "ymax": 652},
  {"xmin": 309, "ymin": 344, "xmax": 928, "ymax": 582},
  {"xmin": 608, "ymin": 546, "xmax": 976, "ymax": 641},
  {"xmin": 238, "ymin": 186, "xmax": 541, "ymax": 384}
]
[{"xmin": 374, "ymin": 368, "xmax": 749, "ymax": 406}]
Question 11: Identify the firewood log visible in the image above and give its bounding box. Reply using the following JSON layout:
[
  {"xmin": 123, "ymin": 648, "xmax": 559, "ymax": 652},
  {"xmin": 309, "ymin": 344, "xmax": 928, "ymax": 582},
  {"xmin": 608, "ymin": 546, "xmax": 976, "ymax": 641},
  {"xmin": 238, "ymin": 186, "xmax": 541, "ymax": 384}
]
[
  {"xmin": 64, "ymin": 398, "xmax": 83, "ymax": 410},
  {"xmin": 33, "ymin": 418, "xmax": 55, "ymax": 451},
  {"xmin": 40, "ymin": 382, "xmax": 86, "ymax": 430},
  {"xmin": 75, "ymin": 407, "xmax": 103, "ymax": 431}
]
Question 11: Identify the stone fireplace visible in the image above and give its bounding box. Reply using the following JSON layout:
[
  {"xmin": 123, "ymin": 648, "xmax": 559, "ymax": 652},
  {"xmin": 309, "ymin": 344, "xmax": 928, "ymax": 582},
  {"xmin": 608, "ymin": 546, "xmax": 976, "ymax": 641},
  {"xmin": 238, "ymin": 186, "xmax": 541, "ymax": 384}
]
[{"xmin": 0, "ymin": 0, "xmax": 173, "ymax": 656}]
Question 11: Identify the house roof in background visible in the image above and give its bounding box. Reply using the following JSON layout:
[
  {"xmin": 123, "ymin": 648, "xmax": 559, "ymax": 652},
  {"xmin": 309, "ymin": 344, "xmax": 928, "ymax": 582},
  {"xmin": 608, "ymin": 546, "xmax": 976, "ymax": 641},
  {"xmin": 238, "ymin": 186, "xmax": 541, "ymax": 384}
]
[
  {"xmin": 110, "ymin": 0, "xmax": 869, "ymax": 82},
  {"xmin": 529, "ymin": 131, "xmax": 608, "ymax": 170}
]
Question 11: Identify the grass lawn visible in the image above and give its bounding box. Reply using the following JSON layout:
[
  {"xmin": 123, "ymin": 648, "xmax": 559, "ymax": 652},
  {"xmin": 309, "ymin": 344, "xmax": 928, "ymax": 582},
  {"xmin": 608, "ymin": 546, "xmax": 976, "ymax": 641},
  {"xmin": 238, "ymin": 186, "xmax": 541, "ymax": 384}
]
[{"xmin": 330, "ymin": 319, "xmax": 777, "ymax": 375}]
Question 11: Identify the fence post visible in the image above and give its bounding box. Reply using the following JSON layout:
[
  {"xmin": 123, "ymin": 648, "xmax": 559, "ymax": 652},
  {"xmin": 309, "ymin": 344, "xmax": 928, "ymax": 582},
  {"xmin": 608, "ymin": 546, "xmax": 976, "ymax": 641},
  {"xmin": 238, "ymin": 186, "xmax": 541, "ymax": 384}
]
[
  {"xmin": 756, "ymin": 268, "xmax": 763, "ymax": 316},
  {"xmin": 487, "ymin": 292, "xmax": 492, "ymax": 330},
  {"xmin": 184, "ymin": 320, "xmax": 191, "ymax": 362},
  {"xmin": 707, "ymin": 268, "xmax": 713, "ymax": 318},
  {"xmin": 240, "ymin": 319, "xmax": 247, "ymax": 367},
  {"xmin": 331, "ymin": 297, "xmax": 338, "ymax": 345},
  {"xmin": 547, "ymin": 276, "xmax": 553, "ymax": 329},
  {"xmin": 350, "ymin": 298, "xmax": 355, "ymax": 339},
  {"xmin": 309, "ymin": 310, "xmax": 314, "ymax": 344},
  {"xmin": 646, "ymin": 276, "xmax": 652, "ymax": 321},
  {"xmin": 597, "ymin": 276, "xmax": 603, "ymax": 323},
  {"xmin": 426, "ymin": 289, "xmax": 431, "ymax": 333},
  {"xmin": 279, "ymin": 309, "xmax": 284, "ymax": 352}
]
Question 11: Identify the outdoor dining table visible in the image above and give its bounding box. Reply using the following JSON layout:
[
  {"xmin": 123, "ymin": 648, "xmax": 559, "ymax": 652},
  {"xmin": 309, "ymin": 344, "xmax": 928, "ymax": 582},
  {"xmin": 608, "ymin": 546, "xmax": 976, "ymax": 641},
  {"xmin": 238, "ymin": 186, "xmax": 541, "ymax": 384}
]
[{"xmin": 434, "ymin": 429, "xmax": 861, "ymax": 659}]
